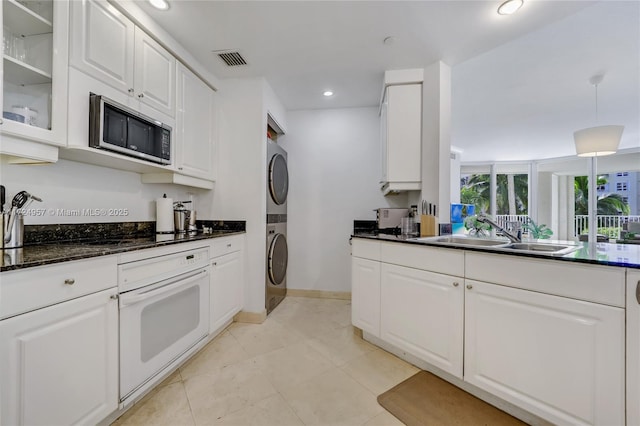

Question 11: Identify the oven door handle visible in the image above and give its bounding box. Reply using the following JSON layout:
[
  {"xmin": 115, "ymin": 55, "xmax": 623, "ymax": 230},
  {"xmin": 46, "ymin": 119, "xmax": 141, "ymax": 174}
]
[{"xmin": 119, "ymin": 269, "xmax": 207, "ymax": 308}]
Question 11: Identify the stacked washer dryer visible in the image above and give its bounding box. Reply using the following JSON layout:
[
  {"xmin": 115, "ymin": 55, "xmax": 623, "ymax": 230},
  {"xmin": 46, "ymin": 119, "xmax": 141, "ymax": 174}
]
[{"xmin": 266, "ymin": 139, "xmax": 289, "ymax": 314}]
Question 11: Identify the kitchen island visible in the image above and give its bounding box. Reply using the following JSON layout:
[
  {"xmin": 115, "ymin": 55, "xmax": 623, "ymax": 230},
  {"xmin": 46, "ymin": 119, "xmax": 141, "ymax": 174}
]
[
  {"xmin": 351, "ymin": 234, "xmax": 638, "ymax": 426},
  {"xmin": 352, "ymin": 232, "xmax": 640, "ymax": 269}
]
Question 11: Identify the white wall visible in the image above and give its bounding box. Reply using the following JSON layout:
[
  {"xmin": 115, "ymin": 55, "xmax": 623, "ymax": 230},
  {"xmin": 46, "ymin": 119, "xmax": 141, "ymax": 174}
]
[
  {"xmin": 421, "ymin": 61, "xmax": 452, "ymax": 223},
  {"xmin": 0, "ymin": 157, "xmax": 203, "ymax": 225},
  {"xmin": 210, "ymin": 77, "xmax": 287, "ymax": 314},
  {"xmin": 279, "ymin": 107, "xmax": 406, "ymax": 293}
]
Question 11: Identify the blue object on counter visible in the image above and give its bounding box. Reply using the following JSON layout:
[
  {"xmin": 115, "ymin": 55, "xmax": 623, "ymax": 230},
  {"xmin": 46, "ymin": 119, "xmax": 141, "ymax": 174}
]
[
  {"xmin": 451, "ymin": 203, "xmax": 476, "ymax": 223},
  {"xmin": 3, "ymin": 111, "xmax": 25, "ymax": 123}
]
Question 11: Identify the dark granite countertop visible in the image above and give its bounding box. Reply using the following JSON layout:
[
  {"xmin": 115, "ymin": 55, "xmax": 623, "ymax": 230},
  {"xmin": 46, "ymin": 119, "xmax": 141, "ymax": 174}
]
[
  {"xmin": 352, "ymin": 233, "xmax": 640, "ymax": 269},
  {"xmin": 1, "ymin": 221, "xmax": 246, "ymax": 272}
]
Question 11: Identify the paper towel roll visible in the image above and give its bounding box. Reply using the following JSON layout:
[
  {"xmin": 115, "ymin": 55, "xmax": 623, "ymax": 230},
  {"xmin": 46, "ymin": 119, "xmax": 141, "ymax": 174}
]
[{"xmin": 156, "ymin": 196, "xmax": 174, "ymax": 234}]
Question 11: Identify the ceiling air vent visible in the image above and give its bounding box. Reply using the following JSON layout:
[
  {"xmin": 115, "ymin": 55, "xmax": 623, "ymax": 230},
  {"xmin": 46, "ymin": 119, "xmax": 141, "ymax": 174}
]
[{"xmin": 215, "ymin": 50, "xmax": 247, "ymax": 67}]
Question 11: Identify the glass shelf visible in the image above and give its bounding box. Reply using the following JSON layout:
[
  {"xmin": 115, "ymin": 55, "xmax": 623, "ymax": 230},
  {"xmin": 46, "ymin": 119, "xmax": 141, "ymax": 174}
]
[
  {"xmin": 3, "ymin": 54, "xmax": 51, "ymax": 85},
  {"xmin": 4, "ymin": 0, "xmax": 52, "ymax": 36}
]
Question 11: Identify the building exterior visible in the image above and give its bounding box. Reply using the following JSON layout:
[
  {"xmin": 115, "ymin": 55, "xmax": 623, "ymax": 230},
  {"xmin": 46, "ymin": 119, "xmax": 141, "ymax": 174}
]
[{"xmin": 597, "ymin": 172, "xmax": 640, "ymax": 215}]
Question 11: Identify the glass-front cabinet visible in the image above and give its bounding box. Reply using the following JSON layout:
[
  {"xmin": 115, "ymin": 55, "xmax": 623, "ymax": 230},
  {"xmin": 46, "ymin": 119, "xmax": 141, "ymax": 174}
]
[{"xmin": 1, "ymin": 0, "xmax": 68, "ymax": 161}]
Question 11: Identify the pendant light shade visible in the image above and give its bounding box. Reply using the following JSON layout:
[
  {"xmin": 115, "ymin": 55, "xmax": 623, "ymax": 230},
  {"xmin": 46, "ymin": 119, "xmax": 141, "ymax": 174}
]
[{"xmin": 573, "ymin": 125, "xmax": 624, "ymax": 157}]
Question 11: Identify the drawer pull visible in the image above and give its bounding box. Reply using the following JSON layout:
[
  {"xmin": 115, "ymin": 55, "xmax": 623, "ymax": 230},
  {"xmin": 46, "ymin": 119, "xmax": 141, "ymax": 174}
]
[
  {"xmin": 227, "ymin": 244, "xmax": 232, "ymax": 248},
  {"xmin": 466, "ymin": 284, "xmax": 473, "ymax": 290},
  {"xmin": 138, "ymin": 93, "xmax": 144, "ymax": 99},
  {"xmin": 64, "ymin": 278, "xmax": 75, "ymax": 285},
  {"xmin": 453, "ymin": 282, "xmax": 459, "ymax": 287},
  {"xmin": 636, "ymin": 280, "xmax": 640, "ymax": 305}
]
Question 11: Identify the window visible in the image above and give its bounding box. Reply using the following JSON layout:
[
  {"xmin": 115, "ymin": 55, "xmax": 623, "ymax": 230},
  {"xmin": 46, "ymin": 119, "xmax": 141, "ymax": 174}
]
[
  {"xmin": 460, "ymin": 173, "xmax": 528, "ymax": 216},
  {"xmin": 616, "ymin": 182, "xmax": 628, "ymax": 191},
  {"xmin": 617, "ymin": 172, "xmax": 629, "ymax": 177},
  {"xmin": 622, "ymin": 197, "xmax": 629, "ymax": 203},
  {"xmin": 597, "ymin": 184, "xmax": 606, "ymax": 191}
]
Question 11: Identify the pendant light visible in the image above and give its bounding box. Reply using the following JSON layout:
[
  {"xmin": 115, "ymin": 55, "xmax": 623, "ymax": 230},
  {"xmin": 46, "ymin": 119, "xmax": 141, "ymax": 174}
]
[{"xmin": 573, "ymin": 74, "xmax": 624, "ymax": 246}]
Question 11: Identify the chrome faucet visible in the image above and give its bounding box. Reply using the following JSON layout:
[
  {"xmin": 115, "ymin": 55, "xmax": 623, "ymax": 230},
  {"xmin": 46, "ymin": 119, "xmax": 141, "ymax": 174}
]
[{"xmin": 476, "ymin": 214, "xmax": 522, "ymax": 243}]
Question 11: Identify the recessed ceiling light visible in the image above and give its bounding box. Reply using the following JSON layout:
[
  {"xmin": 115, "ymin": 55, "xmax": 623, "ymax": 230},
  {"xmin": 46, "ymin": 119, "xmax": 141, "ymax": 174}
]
[
  {"xmin": 497, "ymin": 0, "xmax": 523, "ymax": 15},
  {"xmin": 149, "ymin": 0, "xmax": 169, "ymax": 11},
  {"xmin": 323, "ymin": 91, "xmax": 334, "ymax": 97}
]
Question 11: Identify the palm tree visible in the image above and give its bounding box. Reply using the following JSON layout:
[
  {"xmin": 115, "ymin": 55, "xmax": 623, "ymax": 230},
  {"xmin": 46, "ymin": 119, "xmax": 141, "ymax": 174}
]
[
  {"xmin": 460, "ymin": 174, "xmax": 528, "ymax": 215},
  {"xmin": 574, "ymin": 176, "xmax": 630, "ymax": 215},
  {"xmin": 461, "ymin": 174, "xmax": 490, "ymax": 212}
]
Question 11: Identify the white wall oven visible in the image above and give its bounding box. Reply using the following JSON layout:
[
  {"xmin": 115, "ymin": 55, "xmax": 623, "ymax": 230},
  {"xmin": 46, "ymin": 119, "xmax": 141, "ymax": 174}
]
[{"xmin": 118, "ymin": 247, "xmax": 209, "ymax": 405}]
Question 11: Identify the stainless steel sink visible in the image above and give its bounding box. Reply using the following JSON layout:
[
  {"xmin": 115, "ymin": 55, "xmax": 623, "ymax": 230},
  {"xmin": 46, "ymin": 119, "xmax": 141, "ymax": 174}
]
[
  {"xmin": 411, "ymin": 236, "xmax": 510, "ymax": 247},
  {"xmin": 410, "ymin": 235, "xmax": 580, "ymax": 256},
  {"xmin": 502, "ymin": 242, "xmax": 580, "ymax": 256}
]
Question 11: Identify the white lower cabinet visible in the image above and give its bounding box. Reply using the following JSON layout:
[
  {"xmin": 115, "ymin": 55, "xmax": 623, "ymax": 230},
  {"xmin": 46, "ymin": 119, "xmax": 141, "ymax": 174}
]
[
  {"xmin": 210, "ymin": 237, "xmax": 244, "ymax": 333},
  {"xmin": 380, "ymin": 263, "xmax": 463, "ymax": 378},
  {"xmin": 351, "ymin": 256, "xmax": 381, "ymax": 337},
  {"xmin": 0, "ymin": 288, "xmax": 119, "ymax": 425},
  {"xmin": 464, "ymin": 279, "xmax": 625, "ymax": 426},
  {"xmin": 627, "ymin": 270, "xmax": 640, "ymax": 426},
  {"xmin": 351, "ymin": 237, "xmax": 628, "ymax": 426}
]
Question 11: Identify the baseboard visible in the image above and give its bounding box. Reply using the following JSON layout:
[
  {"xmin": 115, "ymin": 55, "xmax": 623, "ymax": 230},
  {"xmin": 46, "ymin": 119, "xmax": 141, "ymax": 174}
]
[
  {"xmin": 286, "ymin": 289, "xmax": 352, "ymax": 300},
  {"xmin": 234, "ymin": 309, "xmax": 267, "ymax": 324}
]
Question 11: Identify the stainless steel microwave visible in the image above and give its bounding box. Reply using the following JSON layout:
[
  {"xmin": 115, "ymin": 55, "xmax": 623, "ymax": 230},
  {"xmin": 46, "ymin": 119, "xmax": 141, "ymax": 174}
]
[{"xmin": 89, "ymin": 93, "xmax": 171, "ymax": 165}]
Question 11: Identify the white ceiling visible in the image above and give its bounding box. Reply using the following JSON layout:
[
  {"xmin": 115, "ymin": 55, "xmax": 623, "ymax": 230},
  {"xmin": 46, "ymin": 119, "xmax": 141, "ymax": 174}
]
[{"xmin": 134, "ymin": 0, "xmax": 639, "ymax": 163}]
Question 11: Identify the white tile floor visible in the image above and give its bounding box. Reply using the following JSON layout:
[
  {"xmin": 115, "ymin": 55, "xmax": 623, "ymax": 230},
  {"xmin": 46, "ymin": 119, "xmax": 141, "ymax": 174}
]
[{"xmin": 112, "ymin": 296, "xmax": 417, "ymax": 426}]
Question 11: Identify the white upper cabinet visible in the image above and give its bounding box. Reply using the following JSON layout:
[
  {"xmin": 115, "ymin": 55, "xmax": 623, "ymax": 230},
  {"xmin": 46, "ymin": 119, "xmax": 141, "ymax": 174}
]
[
  {"xmin": 70, "ymin": 0, "xmax": 175, "ymax": 117},
  {"xmin": 134, "ymin": 27, "xmax": 175, "ymax": 116},
  {"xmin": 175, "ymin": 62, "xmax": 216, "ymax": 180},
  {"xmin": 1, "ymin": 0, "xmax": 69, "ymax": 159},
  {"xmin": 380, "ymin": 69, "xmax": 423, "ymax": 195},
  {"xmin": 69, "ymin": 0, "xmax": 134, "ymax": 94}
]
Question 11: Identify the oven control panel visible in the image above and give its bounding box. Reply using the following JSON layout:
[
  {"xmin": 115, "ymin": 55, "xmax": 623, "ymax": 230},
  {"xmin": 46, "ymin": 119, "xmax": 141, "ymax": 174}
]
[
  {"xmin": 118, "ymin": 247, "xmax": 210, "ymax": 292},
  {"xmin": 180, "ymin": 252, "xmax": 206, "ymax": 267}
]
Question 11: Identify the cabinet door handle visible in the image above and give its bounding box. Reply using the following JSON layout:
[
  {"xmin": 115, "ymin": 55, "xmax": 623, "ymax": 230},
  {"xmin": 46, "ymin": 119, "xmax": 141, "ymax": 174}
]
[
  {"xmin": 636, "ymin": 280, "xmax": 640, "ymax": 305},
  {"xmin": 178, "ymin": 167, "xmax": 183, "ymax": 170},
  {"xmin": 110, "ymin": 294, "xmax": 119, "ymax": 300},
  {"xmin": 212, "ymin": 262, "xmax": 217, "ymax": 266},
  {"xmin": 227, "ymin": 244, "xmax": 232, "ymax": 248},
  {"xmin": 466, "ymin": 284, "xmax": 473, "ymax": 290},
  {"xmin": 64, "ymin": 278, "xmax": 75, "ymax": 285},
  {"xmin": 452, "ymin": 282, "xmax": 459, "ymax": 287},
  {"xmin": 138, "ymin": 93, "xmax": 144, "ymax": 99},
  {"xmin": 128, "ymin": 88, "xmax": 134, "ymax": 93}
]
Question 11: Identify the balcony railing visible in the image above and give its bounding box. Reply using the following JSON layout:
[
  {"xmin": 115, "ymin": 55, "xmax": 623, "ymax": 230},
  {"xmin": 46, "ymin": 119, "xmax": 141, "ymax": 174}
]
[
  {"xmin": 492, "ymin": 215, "xmax": 640, "ymax": 240},
  {"xmin": 574, "ymin": 215, "xmax": 640, "ymax": 239},
  {"xmin": 494, "ymin": 215, "xmax": 531, "ymax": 228}
]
